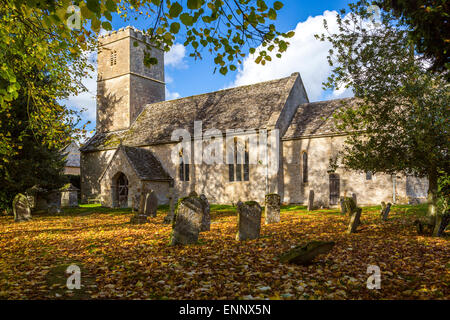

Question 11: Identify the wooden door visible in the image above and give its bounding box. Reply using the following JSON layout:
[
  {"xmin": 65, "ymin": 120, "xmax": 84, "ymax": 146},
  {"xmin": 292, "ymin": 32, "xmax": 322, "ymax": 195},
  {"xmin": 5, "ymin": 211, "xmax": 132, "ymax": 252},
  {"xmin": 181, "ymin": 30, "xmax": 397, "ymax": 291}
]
[{"xmin": 329, "ymin": 174, "xmax": 340, "ymax": 205}]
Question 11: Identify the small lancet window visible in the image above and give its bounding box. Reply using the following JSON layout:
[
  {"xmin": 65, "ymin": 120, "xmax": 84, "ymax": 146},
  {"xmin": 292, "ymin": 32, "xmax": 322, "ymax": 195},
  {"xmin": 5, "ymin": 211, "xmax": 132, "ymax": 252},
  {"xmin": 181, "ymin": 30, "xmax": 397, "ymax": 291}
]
[
  {"xmin": 302, "ymin": 151, "xmax": 308, "ymax": 183},
  {"xmin": 179, "ymin": 149, "xmax": 190, "ymax": 182}
]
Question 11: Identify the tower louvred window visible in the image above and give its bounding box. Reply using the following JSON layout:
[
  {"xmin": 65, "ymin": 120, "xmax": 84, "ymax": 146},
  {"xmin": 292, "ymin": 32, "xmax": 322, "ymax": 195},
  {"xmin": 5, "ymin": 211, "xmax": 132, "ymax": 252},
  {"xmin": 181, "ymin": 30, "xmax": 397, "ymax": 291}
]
[{"xmin": 110, "ymin": 50, "xmax": 117, "ymax": 66}]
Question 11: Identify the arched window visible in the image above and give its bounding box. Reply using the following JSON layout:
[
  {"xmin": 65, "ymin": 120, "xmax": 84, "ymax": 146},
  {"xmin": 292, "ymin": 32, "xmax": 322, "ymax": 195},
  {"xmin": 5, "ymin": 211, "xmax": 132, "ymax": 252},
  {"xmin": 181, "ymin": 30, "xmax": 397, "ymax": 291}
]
[
  {"xmin": 229, "ymin": 138, "xmax": 249, "ymax": 182},
  {"xmin": 179, "ymin": 149, "xmax": 189, "ymax": 181},
  {"xmin": 302, "ymin": 151, "xmax": 308, "ymax": 183},
  {"xmin": 110, "ymin": 50, "xmax": 117, "ymax": 66}
]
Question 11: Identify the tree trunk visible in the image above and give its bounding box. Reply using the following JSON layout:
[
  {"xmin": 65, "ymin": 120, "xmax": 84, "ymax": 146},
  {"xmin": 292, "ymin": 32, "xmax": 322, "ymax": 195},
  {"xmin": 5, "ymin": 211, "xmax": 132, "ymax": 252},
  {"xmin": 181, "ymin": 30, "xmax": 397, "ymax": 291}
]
[{"xmin": 427, "ymin": 169, "xmax": 440, "ymax": 236}]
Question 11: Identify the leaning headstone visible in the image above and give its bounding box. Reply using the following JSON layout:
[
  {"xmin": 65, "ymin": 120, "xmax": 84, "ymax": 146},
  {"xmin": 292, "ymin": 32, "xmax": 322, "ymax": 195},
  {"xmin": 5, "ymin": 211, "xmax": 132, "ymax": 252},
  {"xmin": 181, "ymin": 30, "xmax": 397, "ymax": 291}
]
[
  {"xmin": 170, "ymin": 196, "xmax": 203, "ymax": 245},
  {"xmin": 13, "ymin": 193, "xmax": 32, "ymax": 222},
  {"xmin": 236, "ymin": 201, "xmax": 262, "ymax": 241},
  {"xmin": 144, "ymin": 191, "xmax": 158, "ymax": 217},
  {"xmin": 138, "ymin": 189, "xmax": 146, "ymax": 214},
  {"xmin": 352, "ymin": 193, "xmax": 357, "ymax": 206},
  {"xmin": 343, "ymin": 197, "xmax": 357, "ymax": 216},
  {"xmin": 347, "ymin": 207, "xmax": 362, "ymax": 234},
  {"xmin": 339, "ymin": 197, "xmax": 347, "ymax": 214},
  {"xmin": 279, "ymin": 241, "xmax": 335, "ymax": 265},
  {"xmin": 307, "ymin": 190, "xmax": 314, "ymax": 211},
  {"xmin": 381, "ymin": 202, "xmax": 392, "ymax": 221},
  {"xmin": 163, "ymin": 188, "xmax": 176, "ymax": 224},
  {"xmin": 199, "ymin": 194, "xmax": 210, "ymax": 232},
  {"xmin": 264, "ymin": 193, "xmax": 281, "ymax": 224}
]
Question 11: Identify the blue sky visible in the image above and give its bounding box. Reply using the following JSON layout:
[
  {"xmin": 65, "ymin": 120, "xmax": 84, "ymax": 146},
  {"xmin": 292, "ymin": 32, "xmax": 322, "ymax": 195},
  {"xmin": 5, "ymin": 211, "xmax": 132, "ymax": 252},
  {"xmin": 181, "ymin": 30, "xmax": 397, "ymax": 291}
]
[{"xmin": 66, "ymin": 0, "xmax": 354, "ymax": 135}]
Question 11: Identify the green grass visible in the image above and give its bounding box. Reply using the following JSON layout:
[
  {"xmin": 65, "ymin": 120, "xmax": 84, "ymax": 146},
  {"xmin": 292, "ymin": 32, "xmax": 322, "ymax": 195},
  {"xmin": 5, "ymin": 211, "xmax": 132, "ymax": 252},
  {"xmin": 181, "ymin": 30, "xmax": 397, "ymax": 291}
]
[{"xmin": 57, "ymin": 202, "xmax": 429, "ymax": 220}]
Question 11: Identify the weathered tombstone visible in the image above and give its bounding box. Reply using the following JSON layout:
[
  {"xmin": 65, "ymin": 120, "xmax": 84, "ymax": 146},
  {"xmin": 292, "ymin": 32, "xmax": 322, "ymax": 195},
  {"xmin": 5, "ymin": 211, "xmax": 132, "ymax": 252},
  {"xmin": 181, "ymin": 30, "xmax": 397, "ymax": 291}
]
[
  {"xmin": 264, "ymin": 193, "xmax": 281, "ymax": 224},
  {"xmin": 339, "ymin": 197, "xmax": 347, "ymax": 214},
  {"xmin": 61, "ymin": 184, "xmax": 79, "ymax": 207},
  {"xmin": 343, "ymin": 197, "xmax": 357, "ymax": 216},
  {"xmin": 352, "ymin": 193, "xmax": 357, "ymax": 206},
  {"xmin": 415, "ymin": 213, "xmax": 450, "ymax": 237},
  {"xmin": 138, "ymin": 189, "xmax": 146, "ymax": 214},
  {"xmin": 199, "ymin": 194, "xmax": 210, "ymax": 232},
  {"xmin": 307, "ymin": 190, "xmax": 314, "ymax": 211},
  {"xmin": 144, "ymin": 191, "xmax": 158, "ymax": 217},
  {"xmin": 236, "ymin": 201, "xmax": 262, "ymax": 241},
  {"xmin": 170, "ymin": 195, "xmax": 203, "ymax": 245},
  {"xmin": 163, "ymin": 187, "xmax": 176, "ymax": 224},
  {"xmin": 347, "ymin": 207, "xmax": 362, "ymax": 234},
  {"xmin": 13, "ymin": 193, "xmax": 32, "ymax": 222},
  {"xmin": 46, "ymin": 191, "xmax": 61, "ymax": 214},
  {"xmin": 380, "ymin": 202, "xmax": 386, "ymax": 216},
  {"xmin": 381, "ymin": 202, "xmax": 392, "ymax": 221},
  {"xmin": 279, "ymin": 241, "xmax": 335, "ymax": 265}
]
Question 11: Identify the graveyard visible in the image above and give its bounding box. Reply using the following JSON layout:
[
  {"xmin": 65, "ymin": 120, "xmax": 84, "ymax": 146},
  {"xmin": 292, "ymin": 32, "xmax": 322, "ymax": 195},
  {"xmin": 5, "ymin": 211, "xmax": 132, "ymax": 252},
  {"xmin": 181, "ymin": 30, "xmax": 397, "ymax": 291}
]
[{"xmin": 0, "ymin": 202, "xmax": 448, "ymax": 300}]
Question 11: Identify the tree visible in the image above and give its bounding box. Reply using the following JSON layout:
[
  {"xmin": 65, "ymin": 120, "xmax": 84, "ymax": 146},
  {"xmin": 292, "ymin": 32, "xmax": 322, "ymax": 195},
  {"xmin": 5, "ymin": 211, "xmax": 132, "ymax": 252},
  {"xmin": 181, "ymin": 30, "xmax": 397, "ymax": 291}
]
[
  {"xmin": 1, "ymin": 0, "xmax": 290, "ymax": 208},
  {"xmin": 317, "ymin": 1, "xmax": 449, "ymax": 236},
  {"xmin": 0, "ymin": 69, "xmax": 69, "ymax": 211},
  {"xmin": 376, "ymin": 0, "xmax": 449, "ymax": 78}
]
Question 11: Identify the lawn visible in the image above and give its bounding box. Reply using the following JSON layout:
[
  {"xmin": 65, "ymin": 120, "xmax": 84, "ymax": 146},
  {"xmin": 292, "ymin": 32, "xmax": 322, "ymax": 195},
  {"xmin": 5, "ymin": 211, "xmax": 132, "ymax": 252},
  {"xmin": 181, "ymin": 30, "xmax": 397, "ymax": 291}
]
[{"xmin": 0, "ymin": 204, "xmax": 448, "ymax": 300}]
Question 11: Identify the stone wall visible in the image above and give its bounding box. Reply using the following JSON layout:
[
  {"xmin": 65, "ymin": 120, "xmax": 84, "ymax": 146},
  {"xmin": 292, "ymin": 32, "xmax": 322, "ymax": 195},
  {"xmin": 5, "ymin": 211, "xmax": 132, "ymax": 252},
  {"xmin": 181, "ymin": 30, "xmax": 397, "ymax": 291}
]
[
  {"xmin": 80, "ymin": 149, "xmax": 115, "ymax": 202},
  {"xmin": 282, "ymin": 135, "xmax": 409, "ymax": 206}
]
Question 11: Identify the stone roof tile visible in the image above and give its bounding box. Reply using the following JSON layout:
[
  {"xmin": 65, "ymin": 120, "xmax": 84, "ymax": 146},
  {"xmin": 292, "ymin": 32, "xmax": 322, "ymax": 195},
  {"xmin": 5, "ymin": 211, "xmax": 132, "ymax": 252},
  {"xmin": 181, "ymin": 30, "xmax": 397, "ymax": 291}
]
[{"xmin": 81, "ymin": 74, "xmax": 299, "ymax": 152}]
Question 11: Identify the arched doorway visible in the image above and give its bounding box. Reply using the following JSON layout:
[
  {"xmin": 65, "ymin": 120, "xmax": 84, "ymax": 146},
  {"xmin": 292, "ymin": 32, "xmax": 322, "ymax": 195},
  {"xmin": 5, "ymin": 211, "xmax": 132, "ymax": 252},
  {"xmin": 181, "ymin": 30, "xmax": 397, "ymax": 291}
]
[
  {"xmin": 114, "ymin": 172, "xmax": 128, "ymax": 208},
  {"xmin": 329, "ymin": 173, "xmax": 340, "ymax": 205}
]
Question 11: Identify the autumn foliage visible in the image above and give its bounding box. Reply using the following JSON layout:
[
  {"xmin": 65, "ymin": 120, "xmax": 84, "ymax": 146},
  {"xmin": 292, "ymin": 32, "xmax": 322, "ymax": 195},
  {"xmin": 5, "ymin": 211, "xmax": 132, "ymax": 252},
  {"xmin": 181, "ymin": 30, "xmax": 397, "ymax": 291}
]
[{"xmin": 0, "ymin": 205, "xmax": 448, "ymax": 300}]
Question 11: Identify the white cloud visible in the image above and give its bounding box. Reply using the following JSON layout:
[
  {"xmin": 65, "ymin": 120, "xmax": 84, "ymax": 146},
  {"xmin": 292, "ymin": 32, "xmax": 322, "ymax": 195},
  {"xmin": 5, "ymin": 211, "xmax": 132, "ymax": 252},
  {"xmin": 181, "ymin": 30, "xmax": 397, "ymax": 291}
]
[
  {"xmin": 165, "ymin": 43, "xmax": 187, "ymax": 68},
  {"xmin": 230, "ymin": 10, "xmax": 353, "ymax": 101},
  {"xmin": 165, "ymin": 87, "xmax": 181, "ymax": 100}
]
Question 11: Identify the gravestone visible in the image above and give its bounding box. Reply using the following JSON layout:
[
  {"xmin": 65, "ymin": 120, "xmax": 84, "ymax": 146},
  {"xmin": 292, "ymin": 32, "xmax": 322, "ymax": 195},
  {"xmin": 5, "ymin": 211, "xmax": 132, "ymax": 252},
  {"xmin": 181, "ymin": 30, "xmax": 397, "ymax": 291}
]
[
  {"xmin": 279, "ymin": 241, "xmax": 335, "ymax": 265},
  {"xmin": 236, "ymin": 201, "xmax": 262, "ymax": 241},
  {"xmin": 380, "ymin": 202, "xmax": 392, "ymax": 221},
  {"xmin": 264, "ymin": 193, "xmax": 281, "ymax": 224},
  {"xmin": 46, "ymin": 191, "xmax": 61, "ymax": 213},
  {"xmin": 347, "ymin": 207, "xmax": 362, "ymax": 234},
  {"xmin": 170, "ymin": 195, "xmax": 203, "ymax": 245},
  {"xmin": 144, "ymin": 191, "xmax": 158, "ymax": 217},
  {"xmin": 61, "ymin": 184, "xmax": 79, "ymax": 207},
  {"xmin": 339, "ymin": 197, "xmax": 347, "ymax": 214},
  {"xmin": 13, "ymin": 193, "xmax": 32, "ymax": 222},
  {"xmin": 163, "ymin": 187, "xmax": 176, "ymax": 224},
  {"xmin": 199, "ymin": 194, "xmax": 210, "ymax": 232},
  {"xmin": 138, "ymin": 189, "xmax": 146, "ymax": 214},
  {"xmin": 343, "ymin": 197, "xmax": 357, "ymax": 216},
  {"xmin": 352, "ymin": 193, "xmax": 357, "ymax": 206},
  {"xmin": 307, "ymin": 190, "xmax": 314, "ymax": 211}
]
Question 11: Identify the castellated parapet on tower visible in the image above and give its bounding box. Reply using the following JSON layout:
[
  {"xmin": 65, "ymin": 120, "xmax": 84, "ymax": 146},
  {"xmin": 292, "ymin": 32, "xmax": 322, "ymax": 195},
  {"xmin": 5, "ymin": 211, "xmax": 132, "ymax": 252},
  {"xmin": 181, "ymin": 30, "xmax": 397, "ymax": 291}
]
[{"xmin": 96, "ymin": 26, "xmax": 165, "ymax": 133}]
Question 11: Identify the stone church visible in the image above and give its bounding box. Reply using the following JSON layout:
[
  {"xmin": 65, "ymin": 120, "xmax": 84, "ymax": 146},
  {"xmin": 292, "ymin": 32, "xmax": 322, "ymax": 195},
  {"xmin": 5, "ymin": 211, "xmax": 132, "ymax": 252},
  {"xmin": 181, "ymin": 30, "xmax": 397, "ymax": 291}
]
[{"xmin": 80, "ymin": 27, "xmax": 428, "ymax": 207}]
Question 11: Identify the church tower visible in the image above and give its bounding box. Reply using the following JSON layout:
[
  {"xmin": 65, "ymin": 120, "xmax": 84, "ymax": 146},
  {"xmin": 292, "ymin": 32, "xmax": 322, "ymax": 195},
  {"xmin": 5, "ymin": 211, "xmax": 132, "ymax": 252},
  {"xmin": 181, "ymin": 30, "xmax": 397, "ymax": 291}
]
[{"xmin": 96, "ymin": 27, "xmax": 165, "ymax": 133}]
